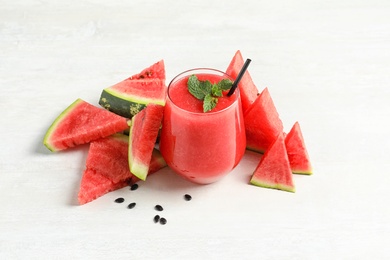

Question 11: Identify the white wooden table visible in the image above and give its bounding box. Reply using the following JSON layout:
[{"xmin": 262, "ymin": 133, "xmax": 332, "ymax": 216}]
[{"xmin": 1, "ymin": 0, "xmax": 390, "ymax": 259}]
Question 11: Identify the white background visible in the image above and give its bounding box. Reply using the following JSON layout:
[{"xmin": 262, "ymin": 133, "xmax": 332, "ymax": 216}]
[{"xmin": 1, "ymin": 0, "xmax": 390, "ymax": 259}]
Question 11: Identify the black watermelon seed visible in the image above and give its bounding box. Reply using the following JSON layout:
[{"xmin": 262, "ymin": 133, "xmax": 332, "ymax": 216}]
[
  {"xmin": 154, "ymin": 215, "xmax": 160, "ymax": 223},
  {"xmin": 159, "ymin": 217, "xmax": 167, "ymax": 225},
  {"xmin": 127, "ymin": 202, "xmax": 136, "ymax": 209},
  {"xmin": 155, "ymin": 205, "xmax": 163, "ymax": 211},
  {"xmin": 184, "ymin": 194, "xmax": 192, "ymax": 201},
  {"xmin": 114, "ymin": 197, "xmax": 125, "ymax": 203},
  {"xmin": 130, "ymin": 184, "xmax": 139, "ymax": 191}
]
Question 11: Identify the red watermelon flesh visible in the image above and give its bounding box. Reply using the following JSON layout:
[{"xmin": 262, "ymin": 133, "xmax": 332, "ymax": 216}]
[
  {"xmin": 78, "ymin": 134, "xmax": 166, "ymax": 205},
  {"xmin": 285, "ymin": 121, "xmax": 313, "ymax": 175},
  {"xmin": 109, "ymin": 78, "xmax": 166, "ymax": 106},
  {"xmin": 128, "ymin": 60, "xmax": 166, "ymax": 82},
  {"xmin": 226, "ymin": 50, "xmax": 259, "ymax": 114},
  {"xmin": 129, "ymin": 103, "xmax": 164, "ymax": 181},
  {"xmin": 99, "ymin": 68, "xmax": 167, "ymax": 118},
  {"xmin": 43, "ymin": 98, "xmax": 129, "ymax": 152},
  {"xmin": 131, "ymin": 149, "xmax": 168, "ymax": 183},
  {"xmin": 244, "ymin": 87, "xmax": 284, "ymax": 153},
  {"xmin": 85, "ymin": 134, "xmax": 130, "ymax": 184},
  {"xmin": 78, "ymin": 168, "xmax": 129, "ymax": 205},
  {"xmin": 86, "ymin": 134, "xmax": 166, "ymax": 184},
  {"xmin": 250, "ymin": 133, "xmax": 295, "ymax": 192}
]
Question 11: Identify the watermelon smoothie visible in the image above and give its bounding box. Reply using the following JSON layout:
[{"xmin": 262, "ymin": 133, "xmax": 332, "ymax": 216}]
[{"xmin": 159, "ymin": 69, "xmax": 246, "ymax": 184}]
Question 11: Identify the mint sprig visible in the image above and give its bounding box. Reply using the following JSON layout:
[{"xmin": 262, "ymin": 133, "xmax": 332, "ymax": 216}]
[{"xmin": 187, "ymin": 75, "xmax": 233, "ymax": 112}]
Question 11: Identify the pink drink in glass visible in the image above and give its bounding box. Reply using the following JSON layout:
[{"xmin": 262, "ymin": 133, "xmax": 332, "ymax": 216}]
[{"xmin": 159, "ymin": 69, "xmax": 246, "ymax": 184}]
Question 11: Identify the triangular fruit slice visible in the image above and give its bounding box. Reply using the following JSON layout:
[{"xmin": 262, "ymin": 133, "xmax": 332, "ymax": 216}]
[
  {"xmin": 128, "ymin": 59, "xmax": 166, "ymax": 81},
  {"xmin": 78, "ymin": 168, "xmax": 129, "ymax": 205},
  {"xmin": 131, "ymin": 149, "xmax": 168, "ymax": 183},
  {"xmin": 85, "ymin": 134, "xmax": 132, "ymax": 184},
  {"xmin": 43, "ymin": 98, "xmax": 129, "ymax": 152},
  {"xmin": 86, "ymin": 134, "xmax": 166, "ymax": 184},
  {"xmin": 285, "ymin": 122, "xmax": 313, "ymax": 175},
  {"xmin": 226, "ymin": 50, "xmax": 259, "ymax": 114},
  {"xmin": 99, "ymin": 60, "xmax": 166, "ymax": 118},
  {"xmin": 100, "ymin": 79, "xmax": 166, "ymax": 118},
  {"xmin": 250, "ymin": 133, "xmax": 295, "ymax": 192},
  {"xmin": 129, "ymin": 103, "xmax": 164, "ymax": 181},
  {"xmin": 78, "ymin": 134, "xmax": 166, "ymax": 205},
  {"xmin": 244, "ymin": 87, "xmax": 284, "ymax": 153}
]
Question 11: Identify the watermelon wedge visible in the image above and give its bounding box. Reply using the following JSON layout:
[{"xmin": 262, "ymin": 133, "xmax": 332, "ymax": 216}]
[
  {"xmin": 226, "ymin": 50, "xmax": 259, "ymax": 114},
  {"xmin": 78, "ymin": 168, "xmax": 130, "ymax": 205},
  {"xmin": 285, "ymin": 122, "xmax": 313, "ymax": 175},
  {"xmin": 43, "ymin": 98, "xmax": 129, "ymax": 152},
  {"xmin": 250, "ymin": 133, "xmax": 295, "ymax": 192},
  {"xmin": 244, "ymin": 87, "xmax": 284, "ymax": 153},
  {"xmin": 128, "ymin": 103, "xmax": 164, "ymax": 181},
  {"xmin": 128, "ymin": 59, "xmax": 166, "ymax": 80},
  {"xmin": 78, "ymin": 134, "xmax": 166, "ymax": 205},
  {"xmin": 85, "ymin": 134, "xmax": 132, "ymax": 184},
  {"xmin": 131, "ymin": 149, "xmax": 167, "ymax": 183},
  {"xmin": 99, "ymin": 60, "xmax": 166, "ymax": 118}
]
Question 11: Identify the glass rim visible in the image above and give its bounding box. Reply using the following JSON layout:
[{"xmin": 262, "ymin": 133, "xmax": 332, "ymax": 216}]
[{"xmin": 166, "ymin": 68, "xmax": 240, "ymax": 115}]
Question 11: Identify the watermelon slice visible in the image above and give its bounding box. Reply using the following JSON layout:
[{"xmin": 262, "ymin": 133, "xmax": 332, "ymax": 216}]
[
  {"xmin": 128, "ymin": 103, "xmax": 164, "ymax": 181},
  {"xmin": 99, "ymin": 60, "xmax": 166, "ymax": 118},
  {"xmin": 131, "ymin": 149, "xmax": 167, "ymax": 183},
  {"xmin": 250, "ymin": 133, "xmax": 295, "ymax": 192},
  {"xmin": 128, "ymin": 59, "xmax": 166, "ymax": 80},
  {"xmin": 85, "ymin": 134, "xmax": 132, "ymax": 184},
  {"xmin": 285, "ymin": 122, "xmax": 313, "ymax": 175},
  {"xmin": 78, "ymin": 134, "xmax": 166, "ymax": 205},
  {"xmin": 78, "ymin": 168, "xmax": 130, "ymax": 205},
  {"xmin": 43, "ymin": 98, "xmax": 129, "ymax": 152},
  {"xmin": 244, "ymin": 87, "xmax": 284, "ymax": 153},
  {"xmin": 226, "ymin": 50, "xmax": 259, "ymax": 114}
]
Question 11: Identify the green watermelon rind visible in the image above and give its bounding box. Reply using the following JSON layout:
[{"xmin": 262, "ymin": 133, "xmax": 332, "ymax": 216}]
[
  {"xmin": 128, "ymin": 111, "xmax": 146, "ymax": 181},
  {"xmin": 131, "ymin": 148, "xmax": 167, "ymax": 183},
  {"xmin": 249, "ymin": 133, "xmax": 295, "ymax": 193},
  {"xmin": 43, "ymin": 98, "xmax": 83, "ymax": 152},
  {"xmin": 128, "ymin": 115, "xmax": 148, "ymax": 181},
  {"xmin": 129, "ymin": 157, "xmax": 149, "ymax": 181},
  {"xmin": 246, "ymin": 145, "xmax": 266, "ymax": 154},
  {"xmin": 128, "ymin": 104, "xmax": 164, "ymax": 181},
  {"xmin": 291, "ymin": 169, "xmax": 312, "ymax": 175},
  {"xmin": 99, "ymin": 87, "xmax": 166, "ymax": 118},
  {"xmin": 250, "ymin": 178, "xmax": 295, "ymax": 193},
  {"xmin": 104, "ymin": 87, "xmax": 166, "ymax": 106}
]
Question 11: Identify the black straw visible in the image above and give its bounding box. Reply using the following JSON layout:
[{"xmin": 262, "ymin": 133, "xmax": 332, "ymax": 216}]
[{"xmin": 227, "ymin": 58, "xmax": 252, "ymax": 97}]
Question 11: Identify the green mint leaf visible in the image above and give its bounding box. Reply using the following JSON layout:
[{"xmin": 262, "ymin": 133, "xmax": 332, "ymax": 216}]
[
  {"xmin": 217, "ymin": 79, "xmax": 233, "ymax": 91},
  {"xmin": 211, "ymin": 84, "xmax": 223, "ymax": 97},
  {"xmin": 203, "ymin": 94, "xmax": 218, "ymax": 112},
  {"xmin": 188, "ymin": 75, "xmax": 214, "ymax": 100},
  {"xmin": 188, "ymin": 74, "xmax": 204, "ymax": 100},
  {"xmin": 199, "ymin": 80, "xmax": 213, "ymax": 97},
  {"xmin": 187, "ymin": 75, "xmax": 233, "ymax": 113}
]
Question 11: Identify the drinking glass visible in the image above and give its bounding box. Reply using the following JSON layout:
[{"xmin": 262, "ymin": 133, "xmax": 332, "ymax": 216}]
[{"xmin": 159, "ymin": 68, "xmax": 246, "ymax": 184}]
